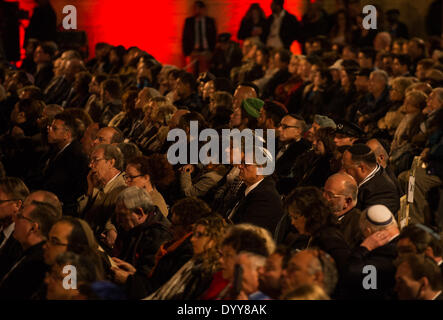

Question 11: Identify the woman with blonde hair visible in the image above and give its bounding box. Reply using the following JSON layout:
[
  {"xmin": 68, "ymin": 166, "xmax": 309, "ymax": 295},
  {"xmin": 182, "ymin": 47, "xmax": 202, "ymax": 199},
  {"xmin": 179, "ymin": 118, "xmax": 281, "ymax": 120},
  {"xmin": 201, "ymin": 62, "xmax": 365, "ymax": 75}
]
[
  {"xmin": 139, "ymin": 104, "xmax": 177, "ymax": 154},
  {"xmin": 378, "ymin": 77, "xmax": 415, "ymax": 137}
]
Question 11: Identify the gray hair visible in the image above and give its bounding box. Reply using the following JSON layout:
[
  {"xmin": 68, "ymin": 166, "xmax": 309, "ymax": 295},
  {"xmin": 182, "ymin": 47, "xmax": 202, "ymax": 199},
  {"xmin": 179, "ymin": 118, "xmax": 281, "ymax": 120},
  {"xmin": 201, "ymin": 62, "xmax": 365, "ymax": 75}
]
[
  {"xmin": 93, "ymin": 144, "xmax": 124, "ymax": 171},
  {"xmin": 117, "ymin": 186, "xmax": 155, "ymax": 213},
  {"xmin": 371, "ymin": 70, "xmax": 389, "ymax": 84},
  {"xmin": 237, "ymin": 251, "xmax": 267, "ymax": 270},
  {"xmin": 304, "ymin": 249, "xmax": 338, "ymax": 296}
]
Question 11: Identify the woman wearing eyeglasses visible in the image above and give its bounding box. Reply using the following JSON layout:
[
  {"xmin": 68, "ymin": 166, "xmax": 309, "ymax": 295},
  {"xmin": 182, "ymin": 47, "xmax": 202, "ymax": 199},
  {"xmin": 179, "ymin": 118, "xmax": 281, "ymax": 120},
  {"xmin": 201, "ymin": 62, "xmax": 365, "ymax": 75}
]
[
  {"xmin": 144, "ymin": 214, "xmax": 227, "ymax": 300},
  {"xmin": 124, "ymin": 154, "xmax": 174, "ymax": 218}
]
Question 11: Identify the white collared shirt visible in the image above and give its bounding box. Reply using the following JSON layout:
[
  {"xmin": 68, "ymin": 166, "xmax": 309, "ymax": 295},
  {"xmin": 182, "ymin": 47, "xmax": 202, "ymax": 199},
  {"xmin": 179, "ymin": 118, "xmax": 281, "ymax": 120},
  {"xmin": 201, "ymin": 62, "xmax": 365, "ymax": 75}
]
[
  {"xmin": 245, "ymin": 178, "xmax": 264, "ymax": 197},
  {"xmin": 194, "ymin": 17, "xmax": 209, "ymax": 50},
  {"xmin": 105, "ymin": 172, "xmax": 121, "ymax": 190},
  {"xmin": 358, "ymin": 164, "xmax": 381, "ymax": 188},
  {"xmin": 432, "ymin": 291, "xmax": 442, "ymax": 300},
  {"xmin": 0, "ymin": 222, "xmax": 14, "ymax": 249},
  {"xmin": 266, "ymin": 10, "xmax": 286, "ymax": 49}
]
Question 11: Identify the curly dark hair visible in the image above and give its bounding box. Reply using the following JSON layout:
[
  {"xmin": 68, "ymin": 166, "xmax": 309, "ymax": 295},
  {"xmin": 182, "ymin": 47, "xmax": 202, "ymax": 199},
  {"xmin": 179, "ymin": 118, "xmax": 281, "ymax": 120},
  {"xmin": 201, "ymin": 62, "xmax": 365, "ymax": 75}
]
[
  {"xmin": 171, "ymin": 197, "xmax": 212, "ymax": 229},
  {"xmin": 193, "ymin": 214, "xmax": 228, "ymax": 273},
  {"xmin": 285, "ymin": 186, "xmax": 335, "ymax": 235},
  {"xmin": 127, "ymin": 154, "xmax": 175, "ymax": 189},
  {"xmin": 222, "ymin": 226, "xmax": 270, "ymax": 257}
]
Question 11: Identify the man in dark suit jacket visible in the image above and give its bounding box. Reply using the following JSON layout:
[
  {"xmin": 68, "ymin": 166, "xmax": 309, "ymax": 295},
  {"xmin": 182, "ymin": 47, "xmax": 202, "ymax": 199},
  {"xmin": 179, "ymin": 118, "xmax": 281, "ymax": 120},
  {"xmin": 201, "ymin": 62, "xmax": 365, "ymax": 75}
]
[
  {"xmin": 343, "ymin": 204, "xmax": 400, "ymax": 300},
  {"xmin": 45, "ymin": 58, "xmax": 84, "ymax": 105},
  {"xmin": 33, "ymin": 43, "xmax": 55, "ymax": 91},
  {"xmin": 261, "ymin": 0, "xmax": 301, "ymax": 50},
  {"xmin": 274, "ymin": 113, "xmax": 310, "ymax": 194},
  {"xmin": 182, "ymin": 1, "xmax": 217, "ymax": 57},
  {"xmin": 0, "ymin": 177, "xmax": 30, "ymax": 280},
  {"xmin": 182, "ymin": 1, "xmax": 217, "ymax": 75},
  {"xmin": 39, "ymin": 112, "xmax": 89, "ymax": 216},
  {"xmin": 343, "ymin": 144, "xmax": 400, "ymax": 216},
  {"xmin": 262, "ymin": 49, "xmax": 292, "ymax": 99},
  {"xmin": 323, "ymin": 172, "xmax": 363, "ymax": 250},
  {"xmin": 0, "ymin": 201, "xmax": 60, "ymax": 299},
  {"xmin": 229, "ymin": 151, "xmax": 284, "ymax": 234}
]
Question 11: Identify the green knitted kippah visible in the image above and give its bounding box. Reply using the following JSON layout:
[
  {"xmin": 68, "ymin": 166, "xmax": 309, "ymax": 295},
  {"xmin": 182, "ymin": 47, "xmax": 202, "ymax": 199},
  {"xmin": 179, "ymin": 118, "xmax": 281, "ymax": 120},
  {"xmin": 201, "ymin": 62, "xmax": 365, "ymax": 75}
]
[{"xmin": 241, "ymin": 98, "xmax": 264, "ymax": 118}]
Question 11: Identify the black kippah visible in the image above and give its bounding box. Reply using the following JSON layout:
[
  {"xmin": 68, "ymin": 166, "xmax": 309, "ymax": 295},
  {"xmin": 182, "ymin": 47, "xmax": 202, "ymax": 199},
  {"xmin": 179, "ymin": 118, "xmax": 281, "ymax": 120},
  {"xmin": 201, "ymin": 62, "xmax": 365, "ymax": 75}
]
[{"xmin": 348, "ymin": 144, "xmax": 372, "ymax": 156}]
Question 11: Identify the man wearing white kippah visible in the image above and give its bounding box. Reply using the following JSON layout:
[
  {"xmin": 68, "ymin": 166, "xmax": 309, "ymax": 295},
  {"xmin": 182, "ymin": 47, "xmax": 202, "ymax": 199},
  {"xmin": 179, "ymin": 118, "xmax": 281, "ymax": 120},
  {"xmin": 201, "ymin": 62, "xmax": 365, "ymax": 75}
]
[{"xmin": 342, "ymin": 204, "xmax": 400, "ymax": 300}]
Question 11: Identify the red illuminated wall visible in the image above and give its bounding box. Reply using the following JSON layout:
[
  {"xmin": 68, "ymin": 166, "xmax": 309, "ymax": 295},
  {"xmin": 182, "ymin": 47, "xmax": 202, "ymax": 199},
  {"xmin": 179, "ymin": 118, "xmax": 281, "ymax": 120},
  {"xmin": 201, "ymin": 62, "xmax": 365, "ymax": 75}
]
[{"xmin": 12, "ymin": 0, "xmax": 304, "ymax": 66}]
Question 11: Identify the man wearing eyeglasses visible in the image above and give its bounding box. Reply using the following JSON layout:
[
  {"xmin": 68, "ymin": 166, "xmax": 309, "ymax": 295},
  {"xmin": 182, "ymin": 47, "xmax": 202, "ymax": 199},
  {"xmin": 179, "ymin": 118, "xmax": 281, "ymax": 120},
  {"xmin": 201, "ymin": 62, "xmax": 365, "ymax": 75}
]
[
  {"xmin": 0, "ymin": 201, "xmax": 60, "ymax": 299},
  {"xmin": 78, "ymin": 144, "xmax": 127, "ymax": 252},
  {"xmin": 111, "ymin": 187, "xmax": 171, "ymax": 290},
  {"xmin": 0, "ymin": 177, "xmax": 30, "ymax": 280},
  {"xmin": 37, "ymin": 111, "xmax": 89, "ymax": 216},
  {"xmin": 275, "ymin": 114, "xmax": 310, "ymax": 194},
  {"xmin": 323, "ymin": 173, "xmax": 363, "ymax": 250}
]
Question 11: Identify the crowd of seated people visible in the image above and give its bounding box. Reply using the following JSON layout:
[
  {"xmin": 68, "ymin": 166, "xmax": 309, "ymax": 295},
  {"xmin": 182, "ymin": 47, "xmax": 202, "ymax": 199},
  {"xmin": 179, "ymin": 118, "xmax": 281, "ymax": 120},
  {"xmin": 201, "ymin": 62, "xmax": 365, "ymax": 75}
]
[{"xmin": 0, "ymin": 0, "xmax": 442, "ymax": 300}]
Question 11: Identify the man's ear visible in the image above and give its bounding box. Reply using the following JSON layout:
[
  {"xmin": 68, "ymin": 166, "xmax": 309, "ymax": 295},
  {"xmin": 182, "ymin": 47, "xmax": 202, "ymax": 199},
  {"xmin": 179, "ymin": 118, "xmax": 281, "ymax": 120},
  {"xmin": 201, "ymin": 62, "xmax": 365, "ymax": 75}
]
[
  {"xmin": 419, "ymin": 277, "xmax": 429, "ymax": 292},
  {"xmin": 12, "ymin": 200, "xmax": 23, "ymax": 213},
  {"xmin": 358, "ymin": 163, "xmax": 366, "ymax": 174},
  {"xmin": 343, "ymin": 197, "xmax": 352, "ymax": 210},
  {"xmin": 30, "ymin": 221, "xmax": 40, "ymax": 234}
]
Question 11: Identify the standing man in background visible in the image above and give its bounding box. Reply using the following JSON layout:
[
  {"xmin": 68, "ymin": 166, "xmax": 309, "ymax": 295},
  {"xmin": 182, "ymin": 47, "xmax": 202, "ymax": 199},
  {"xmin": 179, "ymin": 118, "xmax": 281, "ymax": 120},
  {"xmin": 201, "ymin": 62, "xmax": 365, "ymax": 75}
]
[
  {"xmin": 182, "ymin": 1, "xmax": 217, "ymax": 76},
  {"xmin": 261, "ymin": 0, "xmax": 301, "ymax": 51}
]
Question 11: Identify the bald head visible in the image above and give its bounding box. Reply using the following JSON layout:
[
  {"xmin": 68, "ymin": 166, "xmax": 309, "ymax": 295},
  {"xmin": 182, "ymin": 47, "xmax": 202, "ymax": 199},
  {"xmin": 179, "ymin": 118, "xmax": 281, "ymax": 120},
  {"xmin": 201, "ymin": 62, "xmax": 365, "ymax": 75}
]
[
  {"xmin": 233, "ymin": 85, "xmax": 257, "ymax": 110},
  {"xmin": 366, "ymin": 139, "xmax": 389, "ymax": 168},
  {"xmin": 24, "ymin": 190, "xmax": 63, "ymax": 216},
  {"xmin": 323, "ymin": 173, "xmax": 358, "ymax": 216},
  {"xmin": 374, "ymin": 32, "xmax": 391, "ymax": 51},
  {"xmin": 93, "ymin": 127, "xmax": 123, "ymax": 148},
  {"xmin": 64, "ymin": 58, "xmax": 85, "ymax": 81}
]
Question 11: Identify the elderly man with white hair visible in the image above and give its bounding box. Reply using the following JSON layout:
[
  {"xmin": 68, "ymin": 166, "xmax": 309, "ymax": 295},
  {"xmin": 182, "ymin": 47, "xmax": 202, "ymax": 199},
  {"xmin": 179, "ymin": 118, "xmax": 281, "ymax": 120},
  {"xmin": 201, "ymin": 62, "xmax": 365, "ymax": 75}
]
[
  {"xmin": 111, "ymin": 186, "xmax": 172, "ymax": 288},
  {"xmin": 357, "ymin": 70, "xmax": 391, "ymax": 131},
  {"xmin": 343, "ymin": 204, "xmax": 400, "ymax": 300}
]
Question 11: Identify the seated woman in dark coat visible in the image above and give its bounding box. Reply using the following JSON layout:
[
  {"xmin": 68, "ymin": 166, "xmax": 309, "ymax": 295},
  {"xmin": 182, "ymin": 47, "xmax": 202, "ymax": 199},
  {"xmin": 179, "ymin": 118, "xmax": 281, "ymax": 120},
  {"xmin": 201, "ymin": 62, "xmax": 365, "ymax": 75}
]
[
  {"xmin": 284, "ymin": 186, "xmax": 350, "ymax": 271},
  {"xmin": 144, "ymin": 214, "xmax": 228, "ymax": 300},
  {"xmin": 281, "ymin": 127, "xmax": 340, "ymax": 195}
]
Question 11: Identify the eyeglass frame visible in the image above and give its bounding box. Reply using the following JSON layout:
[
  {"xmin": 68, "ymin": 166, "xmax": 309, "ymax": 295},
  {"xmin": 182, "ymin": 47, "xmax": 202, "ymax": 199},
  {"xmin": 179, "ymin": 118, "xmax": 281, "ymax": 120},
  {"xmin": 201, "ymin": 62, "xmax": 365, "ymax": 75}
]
[
  {"xmin": 89, "ymin": 157, "xmax": 107, "ymax": 165},
  {"xmin": 123, "ymin": 173, "xmax": 143, "ymax": 181},
  {"xmin": 16, "ymin": 212, "xmax": 37, "ymax": 224},
  {"xmin": 278, "ymin": 123, "xmax": 300, "ymax": 130},
  {"xmin": 0, "ymin": 199, "xmax": 20, "ymax": 205},
  {"xmin": 192, "ymin": 230, "xmax": 209, "ymax": 239},
  {"xmin": 47, "ymin": 237, "xmax": 69, "ymax": 247},
  {"xmin": 321, "ymin": 187, "xmax": 347, "ymax": 199}
]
